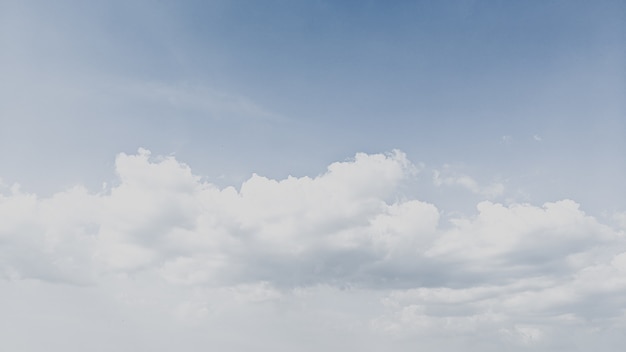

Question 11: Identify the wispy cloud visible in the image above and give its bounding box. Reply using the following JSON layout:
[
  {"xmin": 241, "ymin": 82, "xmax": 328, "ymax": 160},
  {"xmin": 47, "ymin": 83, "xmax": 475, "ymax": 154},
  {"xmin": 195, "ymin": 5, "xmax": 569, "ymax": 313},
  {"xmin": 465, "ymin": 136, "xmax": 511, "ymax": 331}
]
[
  {"xmin": 123, "ymin": 80, "xmax": 285, "ymax": 122},
  {"xmin": 433, "ymin": 167, "xmax": 504, "ymax": 199}
]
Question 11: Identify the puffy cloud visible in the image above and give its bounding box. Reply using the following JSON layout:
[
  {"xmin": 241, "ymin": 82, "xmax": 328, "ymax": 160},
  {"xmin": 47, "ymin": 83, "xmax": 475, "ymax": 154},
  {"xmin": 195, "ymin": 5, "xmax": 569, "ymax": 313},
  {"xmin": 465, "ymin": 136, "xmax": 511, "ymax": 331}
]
[
  {"xmin": 0, "ymin": 184, "xmax": 99, "ymax": 284},
  {"xmin": 1, "ymin": 149, "xmax": 625, "ymax": 349},
  {"xmin": 428, "ymin": 200, "xmax": 620, "ymax": 278},
  {"xmin": 0, "ymin": 148, "xmax": 431, "ymax": 286}
]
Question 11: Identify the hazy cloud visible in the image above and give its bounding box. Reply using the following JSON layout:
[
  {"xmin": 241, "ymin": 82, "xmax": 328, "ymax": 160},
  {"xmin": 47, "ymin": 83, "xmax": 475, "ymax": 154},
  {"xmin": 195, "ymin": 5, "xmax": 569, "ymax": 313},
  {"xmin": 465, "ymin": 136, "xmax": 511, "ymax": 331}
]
[{"xmin": 433, "ymin": 167, "xmax": 504, "ymax": 199}]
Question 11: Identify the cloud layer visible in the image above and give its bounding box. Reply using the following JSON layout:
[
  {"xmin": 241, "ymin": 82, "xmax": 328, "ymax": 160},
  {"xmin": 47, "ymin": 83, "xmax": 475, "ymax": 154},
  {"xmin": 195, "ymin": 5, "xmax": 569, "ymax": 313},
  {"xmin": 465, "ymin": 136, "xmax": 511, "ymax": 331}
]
[{"xmin": 1, "ymin": 149, "xmax": 625, "ymax": 350}]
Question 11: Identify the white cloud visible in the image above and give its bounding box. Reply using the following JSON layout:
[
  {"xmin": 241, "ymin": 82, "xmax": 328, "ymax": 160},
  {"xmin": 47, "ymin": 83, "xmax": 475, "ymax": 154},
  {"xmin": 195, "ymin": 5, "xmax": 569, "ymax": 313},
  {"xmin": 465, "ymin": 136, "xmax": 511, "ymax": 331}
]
[
  {"xmin": 0, "ymin": 148, "xmax": 426, "ymax": 286},
  {"xmin": 428, "ymin": 200, "xmax": 619, "ymax": 270},
  {"xmin": 433, "ymin": 168, "xmax": 504, "ymax": 198},
  {"xmin": 1, "ymin": 149, "xmax": 625, "ymax": 350}
]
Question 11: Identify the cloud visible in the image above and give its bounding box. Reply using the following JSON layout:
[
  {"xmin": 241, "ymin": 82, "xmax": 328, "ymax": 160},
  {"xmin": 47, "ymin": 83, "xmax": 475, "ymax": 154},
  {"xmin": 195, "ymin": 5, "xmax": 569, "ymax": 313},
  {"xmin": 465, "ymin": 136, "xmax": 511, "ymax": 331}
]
[
  {"xmin": 0, "ymin": 148, "xmax": 429, "ymax": 286},
  {"xmin": 1, "ymin": 149, "xmax": 625, "ymax": 349},
  {"xmin": 615, "ymin": 211, "xmax": 626, "ymax": 230},
  {"xmin": 433, "ymin": 167, "xmax": 504, "ymax": 198},
  {"xmin": 123, "ymin": 81, "xmax": 284, "ymax": 121},
  {"xmin": 428, "ymin": 200, "xmax": 618, "ymax": 270}
]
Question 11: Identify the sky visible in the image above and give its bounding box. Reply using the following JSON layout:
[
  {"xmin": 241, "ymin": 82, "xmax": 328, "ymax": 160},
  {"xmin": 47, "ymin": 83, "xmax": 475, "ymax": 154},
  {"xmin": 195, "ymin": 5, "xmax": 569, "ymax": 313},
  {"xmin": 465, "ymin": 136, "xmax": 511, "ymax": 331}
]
[{"xmin": 1, "ymin": 0, "xmax": 625, "ymax": 350}]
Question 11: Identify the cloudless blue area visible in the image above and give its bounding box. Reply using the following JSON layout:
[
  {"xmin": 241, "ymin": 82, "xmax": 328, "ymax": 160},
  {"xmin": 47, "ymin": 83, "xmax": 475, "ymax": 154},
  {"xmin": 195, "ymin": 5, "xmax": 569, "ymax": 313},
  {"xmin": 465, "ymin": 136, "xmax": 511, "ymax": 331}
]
[{"xmin": 1, "ymin": 0, "xmax": 624, "ymax": 212}]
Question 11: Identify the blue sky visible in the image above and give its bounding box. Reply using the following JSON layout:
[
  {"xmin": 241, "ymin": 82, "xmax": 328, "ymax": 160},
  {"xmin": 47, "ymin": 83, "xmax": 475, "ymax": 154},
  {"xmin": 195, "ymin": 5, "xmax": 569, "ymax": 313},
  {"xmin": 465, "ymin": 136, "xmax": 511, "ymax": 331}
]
[
  {"xmin": 1, "ymin": 1, "xmax": 625, "ymax": 351},
  {"xmin": 2, "ymin": 0, "xmax": 623, "ymax": 207}
]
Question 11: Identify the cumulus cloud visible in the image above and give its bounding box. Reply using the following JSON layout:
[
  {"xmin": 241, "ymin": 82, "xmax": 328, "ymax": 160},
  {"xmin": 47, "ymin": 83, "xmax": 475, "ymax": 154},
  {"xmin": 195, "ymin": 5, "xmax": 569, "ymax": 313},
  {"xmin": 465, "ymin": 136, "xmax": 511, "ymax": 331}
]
[
  {"xmin": 0, "ymin": 148, "xmax": 430, "ymax": 286},
  {"xmin": 1, "ymin": 149, "xmax": 625, "ymax": 349}
]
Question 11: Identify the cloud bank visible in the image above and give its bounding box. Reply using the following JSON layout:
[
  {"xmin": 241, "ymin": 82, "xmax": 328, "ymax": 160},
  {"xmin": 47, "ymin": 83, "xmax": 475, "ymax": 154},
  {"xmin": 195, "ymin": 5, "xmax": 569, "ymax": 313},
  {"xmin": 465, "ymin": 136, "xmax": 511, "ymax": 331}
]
[{"xmin": 1, "ymin": 149, "xmax": 625, "ymax": 350}]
